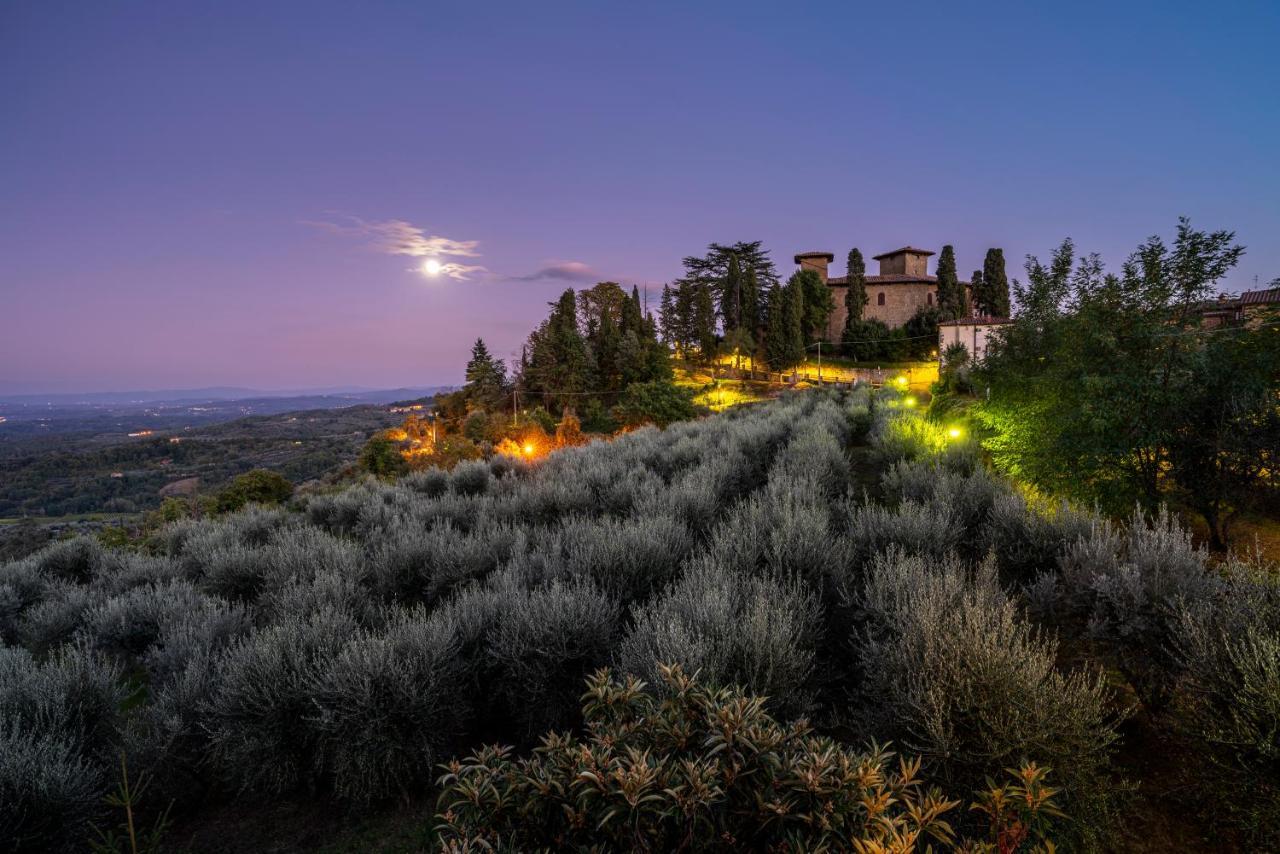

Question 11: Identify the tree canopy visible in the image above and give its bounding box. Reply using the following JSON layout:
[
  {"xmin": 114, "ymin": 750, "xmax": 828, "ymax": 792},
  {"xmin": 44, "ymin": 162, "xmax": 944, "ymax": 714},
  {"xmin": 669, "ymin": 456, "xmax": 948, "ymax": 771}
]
[{"xmin": 975, "ymin": 219, "xmax": 1276, "ymax": 548}]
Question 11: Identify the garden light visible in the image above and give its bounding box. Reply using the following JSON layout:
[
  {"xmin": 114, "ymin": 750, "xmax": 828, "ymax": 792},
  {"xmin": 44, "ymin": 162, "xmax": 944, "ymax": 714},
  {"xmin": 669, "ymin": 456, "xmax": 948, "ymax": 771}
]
[{"xmin": 947, "ymin": 427, "xmax": 963, "ymax": 439}]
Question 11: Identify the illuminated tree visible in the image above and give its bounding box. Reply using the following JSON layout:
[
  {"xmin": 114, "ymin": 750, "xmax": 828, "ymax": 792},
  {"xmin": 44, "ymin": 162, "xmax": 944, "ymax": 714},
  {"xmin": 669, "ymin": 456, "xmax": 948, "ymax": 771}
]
[{"xmin": 976, "ymin": 219, "xmax": 1271, "ymax": 548}]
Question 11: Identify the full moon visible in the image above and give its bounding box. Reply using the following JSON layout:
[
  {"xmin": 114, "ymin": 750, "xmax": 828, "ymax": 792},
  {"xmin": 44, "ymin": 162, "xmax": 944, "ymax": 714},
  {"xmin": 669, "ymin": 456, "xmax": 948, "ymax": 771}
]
[{"xmin": 422, "ymin": 258, "xmax": 442, "ymax": 276}]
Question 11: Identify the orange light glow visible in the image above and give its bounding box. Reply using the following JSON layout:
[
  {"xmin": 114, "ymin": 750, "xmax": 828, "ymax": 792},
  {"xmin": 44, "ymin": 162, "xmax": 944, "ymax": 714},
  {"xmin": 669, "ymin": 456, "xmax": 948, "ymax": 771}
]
[{"xmin": 523, "ymin": 443, "xmax": 535, "ymax": 455}]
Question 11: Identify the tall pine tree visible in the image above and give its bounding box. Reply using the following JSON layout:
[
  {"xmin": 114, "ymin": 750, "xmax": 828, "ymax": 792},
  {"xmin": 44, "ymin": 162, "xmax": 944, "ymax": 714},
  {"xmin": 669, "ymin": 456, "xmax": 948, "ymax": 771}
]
[
  {"xmin": 934, "ymin": 245, "xmax": 964, "ymax": 319},
  {"xmin": 464, "ymin": 338, "xmax": 507, "ymax": 409},
  {"xmin": 843, "ymin": 248, "xmax": 867, "ymax": 335},
  {"xmin": 981, "ymin": 247, "xmax": 1010, "ymax": 317}
]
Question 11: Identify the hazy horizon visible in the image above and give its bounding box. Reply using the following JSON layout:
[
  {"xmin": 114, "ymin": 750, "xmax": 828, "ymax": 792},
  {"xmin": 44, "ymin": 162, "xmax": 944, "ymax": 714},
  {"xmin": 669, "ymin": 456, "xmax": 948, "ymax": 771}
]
[{"xmin": 4, "ymin": 0, "xmax": 1278, "ymax": 393}]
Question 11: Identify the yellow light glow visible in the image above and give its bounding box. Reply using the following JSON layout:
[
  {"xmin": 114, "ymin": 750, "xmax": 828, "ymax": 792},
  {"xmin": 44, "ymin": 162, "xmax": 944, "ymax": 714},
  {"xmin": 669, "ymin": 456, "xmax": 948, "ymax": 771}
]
[
  {"xmin": 422, "ymin": 258, "xmax": 442, "ymax": 276},
  {"xmin": 523, "ymin": 443, "xmax": 535, "ymax": 456},
  {"xmin": 948, "ymin": 427, "xmax": 962, "ymax": 439},
  {"xmin": 903, "ymin": 396, "xmax": 917, "ymax": 408}
]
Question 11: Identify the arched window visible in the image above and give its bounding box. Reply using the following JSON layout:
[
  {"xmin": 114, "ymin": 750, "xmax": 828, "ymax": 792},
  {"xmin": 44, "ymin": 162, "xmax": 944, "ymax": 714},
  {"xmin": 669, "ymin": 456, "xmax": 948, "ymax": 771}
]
[
  {"xmin": 927, "ymin": 291, "xmax": 934, "ymax": 305},
  {"xmin": 877, "ymin": 292, "xmax": 885, "ymax": 306}
]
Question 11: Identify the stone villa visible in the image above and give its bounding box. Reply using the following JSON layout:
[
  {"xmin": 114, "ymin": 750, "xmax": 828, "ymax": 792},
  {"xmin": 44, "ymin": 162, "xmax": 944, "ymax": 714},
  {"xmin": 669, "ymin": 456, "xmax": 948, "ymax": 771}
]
[{"xmin": 794, "ymin": 246, "xmax": 970, "ymax": 341}]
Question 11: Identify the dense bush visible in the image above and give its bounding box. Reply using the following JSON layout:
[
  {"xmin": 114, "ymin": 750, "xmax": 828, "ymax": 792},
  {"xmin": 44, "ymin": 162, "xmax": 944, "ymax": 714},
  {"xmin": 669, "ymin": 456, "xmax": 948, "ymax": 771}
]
[
  {"xmin": 854, "ymin": 550, "xmax": 1122, "ymax": 842},
  {"xmin": 619, "ymin": 561, "xmax": 822, "ymax": 718},
  {"xmin": 1170, "ymin": 561, "xmax": 1280, "ymax": 844},
  {"xmin": 0, "ymin": 646, "xmax": 127, "ymax": 852}
]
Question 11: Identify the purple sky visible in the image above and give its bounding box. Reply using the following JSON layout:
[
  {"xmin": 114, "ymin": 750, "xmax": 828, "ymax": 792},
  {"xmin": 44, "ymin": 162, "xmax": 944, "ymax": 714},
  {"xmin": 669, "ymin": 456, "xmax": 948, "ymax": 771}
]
[{"xmin": 3, "ymin": 1, "xmax": 1278, "ymax": 393}]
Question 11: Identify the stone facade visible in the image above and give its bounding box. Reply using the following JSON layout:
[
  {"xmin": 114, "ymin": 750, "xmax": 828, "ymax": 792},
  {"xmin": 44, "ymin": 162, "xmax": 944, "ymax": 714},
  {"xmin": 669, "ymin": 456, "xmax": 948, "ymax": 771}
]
[{"xmin": 796, "ymin": 247, "xmax": 967, "ymax": 341}]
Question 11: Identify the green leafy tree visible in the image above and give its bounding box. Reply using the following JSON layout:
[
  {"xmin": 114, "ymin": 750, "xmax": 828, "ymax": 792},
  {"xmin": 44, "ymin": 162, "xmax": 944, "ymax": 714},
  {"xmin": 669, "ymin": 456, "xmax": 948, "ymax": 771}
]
[
  {"xmin": 935, "ymin": 244, "xmax": 964, "ymax": 319},
  {"xmin": 844, "ymin": 247, "xmax": 868, "ymax": 332},
  {"xmin": 981, "ymin": 247, "xmax": 1011, "ymax": 317},
  {"xmin": 612, "ymin": 380, "xmax": 698, "ymax": 428},
  {"xmin": 215, "ymin": 468, "xmax": 295, "ymax": 511},
  {"xmin": 976, "ymin": 219, "xmax": 1268, "ymax": 548}
]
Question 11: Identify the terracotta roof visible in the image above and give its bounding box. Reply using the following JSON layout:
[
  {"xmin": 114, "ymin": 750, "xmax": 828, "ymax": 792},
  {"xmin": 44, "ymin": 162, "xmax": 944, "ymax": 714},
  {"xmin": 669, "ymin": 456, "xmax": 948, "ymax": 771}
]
[
  {"xmin": 872, "ymin": 246, "xmax": 935, "ymax": 260},
  {"xmin": 794, "ymin": 251, "xmax": 834, "ymax": 263},
  {"xmin": 938, "ymin": 316, "xmax": 1013, "ymax": 327},
  {"xmin": 1241, "ymin": 287, "xmax": 1280, "ymax": 306}
]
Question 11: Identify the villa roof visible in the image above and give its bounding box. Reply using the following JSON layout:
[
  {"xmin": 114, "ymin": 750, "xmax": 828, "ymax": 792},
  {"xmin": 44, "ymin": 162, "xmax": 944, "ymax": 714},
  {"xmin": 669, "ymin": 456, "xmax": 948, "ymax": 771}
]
[
  {"xmin": 794, "ymin": 251, "xmax": 835, "ymax": 263},
  {"xmin": 872, "ymin": 246, "xmax": 935, "ymax": 260}
]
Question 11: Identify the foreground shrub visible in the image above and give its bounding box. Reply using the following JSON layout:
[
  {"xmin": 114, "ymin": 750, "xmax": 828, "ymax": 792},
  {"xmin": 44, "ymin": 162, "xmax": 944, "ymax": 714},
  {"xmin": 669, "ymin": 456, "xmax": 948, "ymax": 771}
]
[
  {"xmin": 1058, "ymin": 508, "xmax": 1222, "ymax": 705},
  {"xmin": 855, "ymin": 551, "xmax": 1122, "ymax": 843},
  {"xmin": 0, "ymin": 723, "xmax": 105, "ymax": 854},
  {"xmin": 436, "ymin": 665, "xmax": 967, "ymax": 852},
  {"xmin": 310, "ymin": 610, "xmax": 464, "ymax": 802},
  {"xmin": 1171, "ymin": 562, "xmax": 1280, "ymax": 845},
  {"xmin": 619, "ymin": 561, "xmax": 822, "ymax": 719},
  {"xmin": 204, "ymin": 609, "xmax": 357, "ymax": 794}
]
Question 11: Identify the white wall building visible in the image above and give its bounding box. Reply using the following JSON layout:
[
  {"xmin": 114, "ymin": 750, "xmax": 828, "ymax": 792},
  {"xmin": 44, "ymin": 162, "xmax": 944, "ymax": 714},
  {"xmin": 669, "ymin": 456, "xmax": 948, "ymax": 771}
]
[{"xmin": 937, "ymin": 317, "xmax": 1012, "ymax": 365}]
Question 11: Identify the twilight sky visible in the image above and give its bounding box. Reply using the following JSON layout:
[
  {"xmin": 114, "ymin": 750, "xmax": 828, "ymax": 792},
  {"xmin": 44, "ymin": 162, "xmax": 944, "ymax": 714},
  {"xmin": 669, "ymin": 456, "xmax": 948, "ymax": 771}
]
[{"xmin": 2, "ymin": 0, "xmax": 1278, "ymax": 393}]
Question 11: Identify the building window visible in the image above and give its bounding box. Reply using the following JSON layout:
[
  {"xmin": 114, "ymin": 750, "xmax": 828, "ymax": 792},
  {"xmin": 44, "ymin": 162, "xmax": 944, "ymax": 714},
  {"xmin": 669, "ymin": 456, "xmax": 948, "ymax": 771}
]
[
  {"xmin": 877, "ymin": 292, "xmax": 885, "ymax": 306},
  {"xmin": 927, "ymin": 292, "xmax": 933, "ymax": 305}
]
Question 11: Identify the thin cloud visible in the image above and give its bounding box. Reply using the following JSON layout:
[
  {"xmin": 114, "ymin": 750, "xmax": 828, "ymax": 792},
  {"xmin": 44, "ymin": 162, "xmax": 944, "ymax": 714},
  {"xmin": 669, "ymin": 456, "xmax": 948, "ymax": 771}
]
[
  {"xmin": 416, "ymin": 261, "xmax": 490, "ymax": 281},
  {"xmin": 306, "ymin": 215, "xmax": 481, "ymax": 258},
  {"xmin": 515, "ymin": 260, "xmax": 599, "ymax": 282}
]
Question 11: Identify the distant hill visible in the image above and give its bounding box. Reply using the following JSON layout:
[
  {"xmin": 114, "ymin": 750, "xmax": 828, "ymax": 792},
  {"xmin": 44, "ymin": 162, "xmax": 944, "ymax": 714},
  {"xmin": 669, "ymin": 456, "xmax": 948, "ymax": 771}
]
[
  {"xmin": 0, "ymin": 386, "xmax": 447, "ymax": 406},
  {"xmin": 0, "ymin": 392, "xmax": 446, "ymax": 518}
]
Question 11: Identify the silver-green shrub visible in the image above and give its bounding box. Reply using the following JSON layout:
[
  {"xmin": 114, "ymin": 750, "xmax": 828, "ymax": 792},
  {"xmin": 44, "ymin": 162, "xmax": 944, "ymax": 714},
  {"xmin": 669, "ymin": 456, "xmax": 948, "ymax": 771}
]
[
  {"xmin": 854, "ymin": 549, "xmax": 1121, "ymax": 840},
  {"xmin": 619, "ymin": 559, "xmax": 822, "ymax": 719}
]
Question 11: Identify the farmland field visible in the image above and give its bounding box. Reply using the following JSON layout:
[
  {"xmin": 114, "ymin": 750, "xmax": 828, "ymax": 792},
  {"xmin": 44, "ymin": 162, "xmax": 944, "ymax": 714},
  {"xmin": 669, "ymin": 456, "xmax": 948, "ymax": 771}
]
[{"xmin": 2, "ymin": 389, "xmax": 1276, "ymax": 851}]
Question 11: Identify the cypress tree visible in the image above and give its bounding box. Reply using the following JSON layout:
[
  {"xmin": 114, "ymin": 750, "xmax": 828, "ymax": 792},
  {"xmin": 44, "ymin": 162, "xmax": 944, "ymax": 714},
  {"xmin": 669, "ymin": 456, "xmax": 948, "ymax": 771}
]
[
  {"xmin": 794, "ymin": 269, "xmax": 834, "ymax": 344},
  {"xmin": 935, "ymin": 245, "xmax": 963, "ymax": 319},
  {"xmin": 693, "ymin": 282, "xmax": 717, "ymax": 362},
  {"xmin": 982, "ymin": 248, "xmax": 1010, "ymax": 317},
  {"xmin": 764, "ymin": 284, "xmax": 788, "ymax": 371},
  {"xmin": 741, "ymin": 265, "xmax": 761, "ymax": 336},
  {"xmin": 722, "ymin": 253, "xmax": 743, "ymax": 331},
  {"xmin": 970, "ymin": 269, "xmax": 986, "ymax": 316},
  {"xmin": 843, "ymin": 248, "xmax": 867, "ymax": 333},
  {"xmin": 658, "ymin": 285, "xmax": 677, "ymax": 344},
  {"xmin": 781, "ymin": 274, "xmax": 807, "ymax": 369}
]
